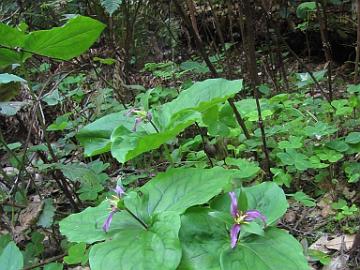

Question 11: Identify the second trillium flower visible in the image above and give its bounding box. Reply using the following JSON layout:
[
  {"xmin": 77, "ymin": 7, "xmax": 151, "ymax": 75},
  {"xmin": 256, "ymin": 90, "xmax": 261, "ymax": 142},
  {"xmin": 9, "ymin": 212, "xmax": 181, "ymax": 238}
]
[
  {"xmin": 229, "ymin": 191, "xmax": 266, "ymax": 248},
  {"xmin": 102, "ymin": 185, "xmax": 126, "ymax": 232},
  {"xmin": 125, "ymin": 108, "xmax": 153, "ymax": 132}
]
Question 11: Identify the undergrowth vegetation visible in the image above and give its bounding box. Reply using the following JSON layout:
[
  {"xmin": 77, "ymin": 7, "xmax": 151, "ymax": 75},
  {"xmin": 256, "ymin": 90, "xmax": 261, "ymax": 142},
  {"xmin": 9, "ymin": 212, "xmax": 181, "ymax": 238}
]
[{"xmin": 0, "ymin": 1, "xmax": 359, "ymax": 270}]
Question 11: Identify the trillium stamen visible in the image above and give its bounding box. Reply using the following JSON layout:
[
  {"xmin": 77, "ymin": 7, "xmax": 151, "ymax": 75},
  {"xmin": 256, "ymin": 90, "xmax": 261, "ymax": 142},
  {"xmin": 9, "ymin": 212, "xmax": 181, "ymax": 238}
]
[{"xmin": 228, "ymin": 191, "xmax": 266, "ymax": 248}]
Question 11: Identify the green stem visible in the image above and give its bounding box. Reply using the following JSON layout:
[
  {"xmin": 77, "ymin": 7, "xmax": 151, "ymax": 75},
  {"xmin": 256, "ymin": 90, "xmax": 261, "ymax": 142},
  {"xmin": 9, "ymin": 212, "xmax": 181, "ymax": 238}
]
[
  {"xmin": 125, "ymin": 208, "xmax": 148, "ymax": 229},
  {"xmin": 149, "ymin": 120, "xmax": 174, "ymax": 166}
]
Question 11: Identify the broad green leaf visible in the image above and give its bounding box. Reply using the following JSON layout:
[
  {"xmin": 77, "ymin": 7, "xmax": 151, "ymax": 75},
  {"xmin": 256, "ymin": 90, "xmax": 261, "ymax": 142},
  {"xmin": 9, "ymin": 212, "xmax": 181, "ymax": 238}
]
[
  {"xmin": 44, "ymin": 263, "xmax": 63, "ymax": 270},
  {"xmin": 303, "ymin": 121, "xmax": 337, "ymax": 138},
  {"xmin": 0, "ymin": 73, "xmax": 26, "ymax": 102},
  {"xmin": 296, "ymin": 2, "xmax": 316, "ymax": 19},
  {"xmin": 179, "ymin": 208, "xmax": 228, "ymax": 270},
  {"xmin": 347, "ymin": 84, "xmax": 360, "ymax": 94},
  {"xmin": 225, "ymin": 158, "xmax": 260, "ymax": 179},
  {"xmin": 47, "ymin": 114, "xmax": 72, "ymax": 131},
  {"xmin": 155, "ymin": 78, "xmax": 242, "ymax": 130},
  {"xmin": 202, "ymin": 105, "xmax": 230, "ymax": 136},
  {"xmin": 42, "ymin": 89, "xmax": 61, "ymax": 106},
  {"xmin": 315, "ymin": 148, "xmax": 343, "ymax": 163},
  {"xmin": 220, "ymin": 228, "xmax": 309, "ymax": 270},
  {"xmin": 111, "ymin": 78, "xmax": 242, "ymax": 163},
  {"xmin": 0, "ymin": 101, "xmax": 27, "ymax": 116},
  {"xmin": 180, "ymin": 60, "xmax": 210, "ymax": 74},
  {"xmin": 308, "ymin": 249, "xmax": 331, "ymax": 265},
  {"xmin": 24, "ymin": 16, "xmax": 105, "ymax": 60},
  {"xmin": 77, "ymin": 111, "xmax": 144, "ymax": 156},
  {"xmin": 211, "ymin": 182, "xmax": 288, "ymax": 225},
  {"xmin": 296, "ymin": 70, "xmax": 326, "ymax": 88},
  {"xmin": 241, "ymin": 222, "xmax": 264, "ymax": 236},
  {"xmin": 344, "ymin": 162, "xmax": 360, "ymax": 183},
  {"xmin": 125, "ymin": 167, "xmax": 238, "ymax": 220},
  {"xmin": 89, "ymin": 212, "xmax": 181, "ymax": 270},
  {"xmin": 270, "ymin": 168, "xmax": 292, "ymax": 187},
  {"xmin": 277, "ymin": 149, "xmax": 314, "ymax": 171},
  {"xmin": 0, "ymin": 73, "xmax": 26, "ymax": 84},
  {"xmin": 278, "ymin": 136, "xmax": 303, "ymax": 149},
  {"xmin": 111, "ymin": 111, "xmax": 194, "ymax": 162},
  {"xmin": 0, "ymin": 48, "xmax": 24, "ymax": 68},
  {"xmin": 0, "ymin": 242, "xmax": 23, "ymax": 270},
  {"xmin": 345, "ymin": 132, "xmax": 360, "ymax": 144},
  {"xmin": 326, "ymin": 139, "xmax": 349, "ymax": 152},
  {"xmin": 234, "ymin": 98, "xmax": 273, "ymax": 121},
  {"xmin": 64, "ymin": 243, "xmax": 88, "ymax": 265},
  {"xmin": 291, "ymin": 191, "xmax": 316, "ymax": 207},
  {"xmin": 0, "ymin": 23, "xmax": 26, "ymax": 48},
  {"xmin": 37, "ymin": 199, "xmax": 55, "ymax": 228},
  {"xmin": 59, "ymin": 200, "xmax": 142, "ymax": 244},
  {"xmin": 0, "ymin": 235, "xmax": 11, "ymax": 254},
  {"xmin": 58, "ymin": 160, "xmax": 108, "ymax": 201}
]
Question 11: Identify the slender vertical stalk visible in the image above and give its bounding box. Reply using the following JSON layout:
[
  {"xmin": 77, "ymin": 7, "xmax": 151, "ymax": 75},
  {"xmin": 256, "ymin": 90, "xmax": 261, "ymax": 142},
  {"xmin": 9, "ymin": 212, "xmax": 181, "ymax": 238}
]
[
  {"xmin": 207, "ymin": 0, "xmax": 225, "ymax": 50},
  {"xmin": 173, "ymin": 0, "xmax": 252, "ymax": 153},
  {"xmin": 241, "ymin": 0, "xmax": 272, "ymax": 179},
  {"xmin": 195, "ymin": 122, "xmax": 214, "ymax": 167},
  {"xmin": 354, "ymin": 0, "xmax": 360, "ymax": 83},
  {"xmin": 315, "ymin": 0, "xmax": 333, "ymax": 101}
]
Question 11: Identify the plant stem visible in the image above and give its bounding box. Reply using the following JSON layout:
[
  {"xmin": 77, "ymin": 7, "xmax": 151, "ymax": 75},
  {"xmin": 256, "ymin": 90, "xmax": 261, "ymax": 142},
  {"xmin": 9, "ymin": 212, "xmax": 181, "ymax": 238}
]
[
  {"xmin": 125, "ymin": 208, "xmax": 148, "ymax": 229},
  {"xmin": 241, "ymin": 0, "xmax": 272, "ymax": 179}
]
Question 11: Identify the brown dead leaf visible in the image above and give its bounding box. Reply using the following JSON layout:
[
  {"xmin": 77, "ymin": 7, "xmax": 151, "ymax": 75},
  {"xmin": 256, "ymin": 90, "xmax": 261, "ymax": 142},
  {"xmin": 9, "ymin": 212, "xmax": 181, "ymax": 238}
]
[
  {"xmin": 342, "ymin": 187, "xmax": 356, "ymax": 201},
  {"xmin": 13, "ymin": 200, "xmax": 44, "ymax": 243},
  {"xmin": 325, "ymin": 235, "xmax": 355, "ymax": 251},
  {"xmin": 320, "ymin": 204, "xmax": 334, "ymax": 218},
  {"xmin": 310, "ymin": 235, "xmax": 330, "ymax": 253},
  {"xmin": 284, "ymin": 210, "xmax": 297, "ymax": 223},
  {"xmin": 18, "ymin": 201, "xmax": 44, "ymax": 226}
]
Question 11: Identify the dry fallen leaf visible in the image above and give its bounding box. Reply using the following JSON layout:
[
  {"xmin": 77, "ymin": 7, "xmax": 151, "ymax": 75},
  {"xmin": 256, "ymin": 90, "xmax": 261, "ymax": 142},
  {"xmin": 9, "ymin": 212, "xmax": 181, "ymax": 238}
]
[
  {"xmin": 18, "ymin": 201, "xmax": 44, "ymax": 226},
  {"xmin": 325, "ymin": 235, "xmax": 355, "ymax": 251},
  {"xmin": 13, "ymin": 200, "xmax": 44, "ymax": 243},
  {"xmin": 284, "ymin": 210, "xmax": 297, "ymax": 223},
  {"xmin": 310, "ymin": 235, "xmax": 330, "ymax": 253}
]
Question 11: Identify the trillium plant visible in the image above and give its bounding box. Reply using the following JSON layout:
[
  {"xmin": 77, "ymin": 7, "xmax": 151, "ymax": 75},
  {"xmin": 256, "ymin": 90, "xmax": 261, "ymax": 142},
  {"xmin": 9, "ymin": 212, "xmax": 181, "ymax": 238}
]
[
  {"xmin": 60, "ymin": 171, "xmax": 310, "ymax": 270},
  {"xmin": 58, "ymin": 79, "xmax": 310, "ymax": 270}
]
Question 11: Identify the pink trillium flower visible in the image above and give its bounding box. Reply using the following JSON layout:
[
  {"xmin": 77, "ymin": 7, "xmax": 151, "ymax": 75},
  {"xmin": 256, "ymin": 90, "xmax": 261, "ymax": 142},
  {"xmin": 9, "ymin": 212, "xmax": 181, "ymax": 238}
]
[
  {"xmin": 229, "ymin": 191, "xmax": 266, "ymax": 248},
  {"xmin": 125, "ymin": 108, "xmax": 153, "ymax": 132},
  {"xmin": 102, "ymin": 185, "xmax": 126, "ymax": 232}
]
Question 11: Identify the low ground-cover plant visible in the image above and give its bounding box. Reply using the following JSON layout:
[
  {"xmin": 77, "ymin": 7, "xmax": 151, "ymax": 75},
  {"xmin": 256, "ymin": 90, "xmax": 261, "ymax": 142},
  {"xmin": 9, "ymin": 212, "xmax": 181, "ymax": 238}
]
[{"xmin": 1, "ymin": 3, "xmax": 360, "ymax": 269}]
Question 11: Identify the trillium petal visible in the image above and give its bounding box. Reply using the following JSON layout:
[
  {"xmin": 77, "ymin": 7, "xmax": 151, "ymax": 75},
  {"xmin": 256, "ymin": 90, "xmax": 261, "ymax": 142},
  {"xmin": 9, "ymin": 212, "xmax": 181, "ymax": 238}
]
[
  {"xmin": 125, "ymin": 108, "xmax": 139, "ymax": 116},
  {"xmin": 102, "ymin": 210, "xmax": 116, "ymax": 232},
  {"xmin": 228, "ymin": 192, "xmax": 239, "ymax": 218},
  {"xmin": 230, "ymin": 224, "xmax": 241, "ymax": 248},
  {"xmin": 146, "ymin": 111, "xmax": 152, "ymax": 121},
  {"xmin": 132, "ymin": 117, "xmax": 142, "ymax": 132},
  {"xmin": 245, "ymin": 210, "xmax": 266, "ymax": 224},
  {"xmin": 114, "ymin": 185, "xmax": 125, "ymax": 197}
]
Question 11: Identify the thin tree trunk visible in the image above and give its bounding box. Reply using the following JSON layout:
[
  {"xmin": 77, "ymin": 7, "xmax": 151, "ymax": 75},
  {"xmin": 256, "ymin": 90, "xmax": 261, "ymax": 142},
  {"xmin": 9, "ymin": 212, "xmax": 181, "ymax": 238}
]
[
  {"xmin": 354, "ymin": 0, "xmax": 360, "ymax": 83},
  {"xmin": 315, "ymin": 0, "xmax": 333, "ymax": 101},
  {"xmin": 207, "ymin": 0, "xmax": 225, "ymax": 50},
  {"xmin": 186, "ymin": 0, "xmax": 201, "ymax": 40},
  {"xmin": 173, "ymin": 0, "xmax": 252, "ymax": 142},
  {"xmin": 241, "ymin": 0, "xmax": 272, "ymax": 179}
]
